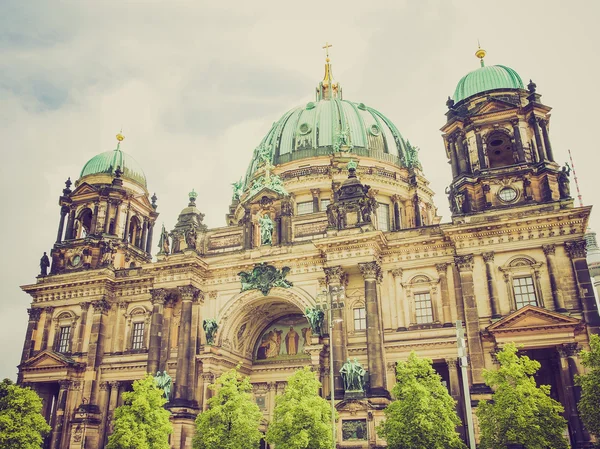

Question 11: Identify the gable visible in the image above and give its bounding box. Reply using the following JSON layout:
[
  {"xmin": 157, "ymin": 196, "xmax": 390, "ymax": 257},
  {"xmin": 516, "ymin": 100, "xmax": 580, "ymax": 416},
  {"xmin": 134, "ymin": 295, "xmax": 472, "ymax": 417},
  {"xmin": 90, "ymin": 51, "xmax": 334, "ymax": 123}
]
[
  {"xmin": 70, "ymin": 182, "xmax": 98, "ymax": 196},
  {"xmin": 243, "ymin": 187, "xmax": 284, "ymax": 205},
  {"xmin": 487, "ymin": 305, "xmax": 581, "ymax": 334},
  {"xmin": 20, "ymin": 350, "xmax": 76, "ymax": 370},
  {"xmin": 473, "ymin": 99, "xmax": 518, "ymax": 116}
]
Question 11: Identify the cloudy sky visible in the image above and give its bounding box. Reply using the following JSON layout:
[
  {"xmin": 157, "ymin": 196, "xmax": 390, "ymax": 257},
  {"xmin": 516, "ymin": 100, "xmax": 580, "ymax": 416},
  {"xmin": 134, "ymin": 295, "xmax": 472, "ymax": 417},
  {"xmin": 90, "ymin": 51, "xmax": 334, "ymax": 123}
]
[{"xmin": 1, "ymin": 0, "xmax": 598, "ymax": 380}]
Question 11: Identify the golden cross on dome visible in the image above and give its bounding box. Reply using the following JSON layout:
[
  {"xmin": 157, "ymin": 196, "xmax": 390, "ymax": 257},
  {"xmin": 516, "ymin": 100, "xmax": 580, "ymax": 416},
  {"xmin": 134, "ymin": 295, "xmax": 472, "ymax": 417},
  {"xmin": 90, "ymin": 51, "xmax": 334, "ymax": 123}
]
[{"xmin": 322, "ymin": 42, "xmax": 332, "ymax": 62}]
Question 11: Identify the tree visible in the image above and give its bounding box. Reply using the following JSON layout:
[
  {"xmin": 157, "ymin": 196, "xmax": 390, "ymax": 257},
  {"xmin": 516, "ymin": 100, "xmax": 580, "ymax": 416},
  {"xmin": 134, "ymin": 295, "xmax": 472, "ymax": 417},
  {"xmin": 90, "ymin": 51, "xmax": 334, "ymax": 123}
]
[
  {"xmin": 376, "ymin": 352, "xmax": 466, "ymax": 449},
  {"xmin": 477, "ymin": 343, "xmax": 568, "ymax": 449},
  {"xmin": 265, "ymin": 366, "xmax": 333, "ymax": 449},
  {"xmin": 0, "ymin": 378, "xmax": 51, "ymax": 449},
  {"xmin": 106, "ymin": 374, "xmax": 172, "ymax": 449},
  {"xmin": 193, "ymin": 367, "xmax": 262, "ymax": 449},
  {"xmin": 576, "ymin": 334, "xmax": 600, "ymax": 439}
]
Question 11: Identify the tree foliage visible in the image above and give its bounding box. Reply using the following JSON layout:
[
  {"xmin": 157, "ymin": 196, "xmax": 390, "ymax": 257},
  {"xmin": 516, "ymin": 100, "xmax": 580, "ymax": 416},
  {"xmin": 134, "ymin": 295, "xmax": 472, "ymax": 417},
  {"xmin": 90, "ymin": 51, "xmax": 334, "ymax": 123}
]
[
  {"xmin": 265, "ymin": 366, "xmax": 333, "ymax": 449},
  {"xmin": 0, "ymin": 378, "xmax": 51, "ymax": 449},
  {"xmin": 376, "ymin": 352, "xmax": 466, "ymax": 449},
  {"xmin": 106, "ymin": 374, "xmax": 172, "ymax": 449},
  {"xmin": 193, "ymin": 367, "xmax": 263, "ymax": 449},
  {"xmin": 477, "ymin": 343, "xmax": 568, "ymax": 449},
  {"xmin": 576, "ymin": 334, "xmax": 600, "ymax": 439}
]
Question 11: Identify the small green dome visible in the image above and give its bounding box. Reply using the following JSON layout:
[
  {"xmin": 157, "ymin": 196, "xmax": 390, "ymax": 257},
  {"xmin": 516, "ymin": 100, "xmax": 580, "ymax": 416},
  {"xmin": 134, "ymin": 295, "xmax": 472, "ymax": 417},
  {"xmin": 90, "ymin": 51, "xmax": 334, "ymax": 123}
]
[
  {"xmin": 80, "ymin": 148, "xmax": 147, "ymax": 187},
  {"xmin": 453, "ymin": 65, "xmax": 524, "ymax": 103}
]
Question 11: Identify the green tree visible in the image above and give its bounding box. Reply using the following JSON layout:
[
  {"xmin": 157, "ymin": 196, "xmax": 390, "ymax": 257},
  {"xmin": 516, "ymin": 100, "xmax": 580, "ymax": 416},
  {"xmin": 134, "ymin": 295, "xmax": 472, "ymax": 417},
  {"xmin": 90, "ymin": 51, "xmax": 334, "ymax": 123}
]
[
  {"xmin": 193, "ymin": 367, "xmax": 262, "ymax": 449},
  {"xmin": 477, "ymin": 343, "xmax": 568, "ymax": 449},
  {"xmin": 265, "ymin": 366, "xmax": 333, "ymax": 449},
  {"xmin": 0, "ymin": 378, "xmax": 51, "ymax": 449},
  {"xmin": 377, "ymin": 352, "xmax": 466, "ymax": 449},
  {"xmin": 106, "ymin": 374, "xmax": 172, "ymax": 449},
  {"xmin": 576, "ymin": 334, "xmax": 600, "ymax": 439}
]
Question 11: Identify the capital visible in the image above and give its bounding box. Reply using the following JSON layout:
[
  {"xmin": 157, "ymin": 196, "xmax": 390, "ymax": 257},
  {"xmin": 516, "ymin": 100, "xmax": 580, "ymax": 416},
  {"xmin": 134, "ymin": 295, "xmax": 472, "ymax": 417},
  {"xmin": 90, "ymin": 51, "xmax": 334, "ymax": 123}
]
[
  {"xmin": 558, "ymin": 343, "xmax": 580, "ymax": 358},
  {"xmin": 323, "ymin": 266, "xmax": 345, "ymax": 285},
  {"xmin": 435, "ymin": 263, "xmax": 448, "ymax": 274},
  {"xmin": 482, "ymin": 252, "xmax": 495, "ymax": 263},
  {"xmin": 109, "ymin": 380, "xmax": 121, "ymax": 389},
  {"xmin": 27, "ymin": 308, "xmax": 42, "ymax": 322},
  {"xmin": 99, "ymin": 381, "xmax": 110, "ymax": 391},
  {"xmin": 391, "ymin": 268, "xmax": 403, "ymax": 278},
  {"xmin": 510, "ymin": 118, "xmax": 520, "ymax": 127},
  {"xmin": 59, "ymin": 380, "xmax": 71, "ymax": 390},
  {"xmin": 310, "ymin": 188, "xmax": 321, "ymax": 197},
  {"xmin": 359, "ymin": 261, "xmax": 383, "ymax": 282},
  {"xmin": 445, "ymin": 358, "xmax": 458, "ymax": 370},
  {"xmin": 91, "ymin": 299, "xmax": 110, "ymax": 314},
  {"xmin": 80, "ymin": 302, "xmax": 90, "ymax": 312},
  {"xmin": 150, "ymin": 288, "xmax": 169, "ymax": 305},
  {"xmin": 542, "ymin": 244, "xmax": 556, "ymax": 256},
  {"xmin": 178, "ymin": 285, "xmax": 202, "ymax": 302},
  {"xmin": 565, "ymin": 240, "xmax": 587, "ymax": 259},
  {"xmin": 454, "ymin": 254, "xmax": 474, "ymax": 272}
]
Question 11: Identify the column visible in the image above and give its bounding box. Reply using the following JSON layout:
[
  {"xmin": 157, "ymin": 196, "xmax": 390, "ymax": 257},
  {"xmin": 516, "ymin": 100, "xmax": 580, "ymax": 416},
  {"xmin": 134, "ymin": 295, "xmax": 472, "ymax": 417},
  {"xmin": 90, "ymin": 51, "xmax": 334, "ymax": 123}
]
[
  {"xmin": 201, "ymin": 373, "xmax": 215, "ymax": 411},
  {"xmin": 145, "ymin": 221, "xmax": 155, "ymax": 254},
  {"xmin": 539, "ymin": 118, "xmax": 554, "ymax": 162},
  {"xmin": 65, "ymin": 207, "xmax": 76, "ymax": 240},
  {"xmin": 140, "ymin": 218, "xmax": 148, "ymax": 251},
  {"xmin": 49, "ymin": 380, "xmax": 70, "ymax": 449},
  {"xmin": 529, "ymin": 115, "xmax": 547, "ymax": 161},
  {"xmin": 74, "ymin": 302, "xmax": 89, "ymax": 353},
  {"xmin": 456, "ymin": 133, "xmax": 469, "ymax": 175},
  {"xmin": 105, "ymin": 381, "xmax": 121, "ymax": 442},
  {"xmin": 557, "ymin": 344, "xmax": 589, "ymax": 447},
  {"xmin": 482, "ymin": 252, "xmax": 501, "ymax": 318},
  {"xmin": 104, "ymin": 201, "xmax": 112, "ymax": 234},
  {"xmin": 391, "ymin": 196, "xmax": 401, "ymax": 231},
  {"xmin": 113, "ymin": 201, "xmax": 122, "ymax": 236},
  {"xmin": 311, "ymin": 188, "xmax": 320, "ymax": 212},
  {"xmin": 323, "ymin": 266, "xmax": 347, "ymax": 397},
  {"xmin": 21, "ymin": 308, "xmax": 42, "ymax": 363},
  {"xmin": 174, "ymin": 285, "xmax": 200, "ymax": 404},
  {"xmin": 359, "ymin": 261, "xmax": 387, "ymax": 396},
  {"xmin": 147, "ymin": 289, "xmax": 168, "ymax": 374},
  {"xmin": 566, "ymin": 240, "xmax": 600, "ymax": 334},
  {"xmin": 114, "ymin": 302, "xmax": 128, "ymax": 353},
  {"xmin": 413, "ymin": 193, "xmax": 422, "ymax": 227},
  {"xmin": 123, "ymin": 202, "xmax": 131, "ymax": 241},
  {"xmin": 84, "ymin": 299, "xmax": 109, "ymax": 404},
  {"xmin": 475, "ymin": 129, "xmax": 487, "ymax": 169},
  {"xmin": 436, "ymin": 263, "xmax": 453, "ymax": 325},
  {"xmin": 542, "ymin": 244, "xmax": 566, "ymax": 312},
  {"xmin": 56, "ymin": 206, "xmax": 69, "ymax": 243},
  {"xmin": 447, "ymin": 138, "xmax": 459, "ymax": 177},
  {"xmin": 97, "ymin": 381, "xmax": 111, "ymax": 448},
  {"xmin": 89, "ymin": 201, "xmax": 100, "ymax": 235},
  {"xmin": 446, "ymin": 358, "xmax": 465, "ymax": 441},
  {"xmin": 454, "ymin": 255, "xmax": 486, "ymax": 385},
  {"xmin": 511, "ymin": 119, "xmax": 526, "ymax": 163},
  {"xmin": 40, "ymin": 307, "xmax": 54, "ymax": 350}
]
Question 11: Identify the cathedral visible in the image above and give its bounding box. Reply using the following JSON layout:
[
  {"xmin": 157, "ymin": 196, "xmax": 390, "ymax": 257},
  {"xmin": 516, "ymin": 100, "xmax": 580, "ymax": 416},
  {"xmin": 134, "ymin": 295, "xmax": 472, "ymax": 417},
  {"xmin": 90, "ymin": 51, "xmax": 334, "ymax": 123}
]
[{"xmin": 19, "ymin": 46, "xmax": 600, "ymax": 449}]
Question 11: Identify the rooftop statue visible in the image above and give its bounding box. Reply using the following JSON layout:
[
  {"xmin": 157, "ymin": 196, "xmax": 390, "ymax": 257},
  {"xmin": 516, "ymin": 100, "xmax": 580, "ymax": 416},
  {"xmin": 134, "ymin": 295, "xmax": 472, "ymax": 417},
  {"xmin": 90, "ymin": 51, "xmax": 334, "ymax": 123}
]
[
  {"xmin": 154, "ymin": 370, "xmax": 172, "ymax": 401},
  {"xmin": 259, "ymin": 214, "xmax": 274, "ymax": 246}
]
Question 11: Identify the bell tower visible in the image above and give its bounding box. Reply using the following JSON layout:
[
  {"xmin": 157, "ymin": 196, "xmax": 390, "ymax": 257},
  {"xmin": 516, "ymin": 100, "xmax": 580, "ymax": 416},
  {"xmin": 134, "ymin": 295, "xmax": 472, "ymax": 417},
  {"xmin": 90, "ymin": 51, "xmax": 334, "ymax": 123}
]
[
  {"xmin": 49, "ymin": 133, "xmax": 158, "ymax": 274},
  {"xmin": 442, "ymin": 48, "xmax": 572, "ymax": 218}
]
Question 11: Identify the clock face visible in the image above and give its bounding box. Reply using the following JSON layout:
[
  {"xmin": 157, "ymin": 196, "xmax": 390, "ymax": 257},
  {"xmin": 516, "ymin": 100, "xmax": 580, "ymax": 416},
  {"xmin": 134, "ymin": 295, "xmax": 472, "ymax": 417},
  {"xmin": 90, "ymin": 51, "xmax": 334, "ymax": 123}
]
[{"xmin": 71, "ymin": 254, "xmax": 81, "ymax": 267}]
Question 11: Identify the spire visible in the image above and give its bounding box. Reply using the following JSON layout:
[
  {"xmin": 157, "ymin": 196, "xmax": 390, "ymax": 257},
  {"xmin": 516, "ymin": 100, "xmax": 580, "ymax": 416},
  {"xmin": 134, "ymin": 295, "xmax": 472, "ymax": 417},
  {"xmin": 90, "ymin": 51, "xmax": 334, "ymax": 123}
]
[
  {"xmin": 316, "ymin": 42, "xmax": 342, "ymax": 101},
  {"xmin": 475, "ymin": 42, "xmax": 486, "ymax": 68}
]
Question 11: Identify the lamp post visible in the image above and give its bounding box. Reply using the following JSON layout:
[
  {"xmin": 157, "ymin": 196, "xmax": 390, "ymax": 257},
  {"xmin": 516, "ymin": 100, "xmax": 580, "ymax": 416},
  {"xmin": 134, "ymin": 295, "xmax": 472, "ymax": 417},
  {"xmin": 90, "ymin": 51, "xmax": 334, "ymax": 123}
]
[{"xmin": 317, "ymin": 284, "xmax": 346, "ymax": 449}]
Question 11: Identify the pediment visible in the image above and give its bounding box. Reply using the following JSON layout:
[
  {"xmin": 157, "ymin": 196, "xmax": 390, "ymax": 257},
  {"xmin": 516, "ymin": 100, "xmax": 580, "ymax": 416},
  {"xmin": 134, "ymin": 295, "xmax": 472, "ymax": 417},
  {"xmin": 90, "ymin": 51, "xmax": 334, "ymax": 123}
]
[
  {"xmin": 487, "ymin": 305, "xmax": 581, "ymax": 334},
  {"xmin": 71, "ymin": 182, "xmax": 98, "ymax": 196},
  {"xmin": 20, "ymin": 350, "xmax": 79, "ymax": 370},
  {"xmin": 243, "ymin": 187, "xmax": 284, "ymax": 205},
  {"xmin": 474, "ymin": 99, "xmax": 518, "ymax": 115}
]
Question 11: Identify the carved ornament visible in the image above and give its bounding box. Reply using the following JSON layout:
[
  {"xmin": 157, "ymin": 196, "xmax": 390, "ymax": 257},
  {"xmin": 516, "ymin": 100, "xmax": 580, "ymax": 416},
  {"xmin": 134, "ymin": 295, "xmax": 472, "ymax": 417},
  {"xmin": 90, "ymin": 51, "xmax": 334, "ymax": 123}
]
[
  {"xmin": 565, "ymin": 240, "xmax": 587, "ymax": 259},
  {"xmin": 454, "ymin": 254, "xmax": 474, "ymax": 272},
  {"xmin": 238, "ymin": 263, "xmax": 293, "ymax": 296},
  {"xmin": 358, "ymin": 261, "xmax": 383, "ymax": 282}
]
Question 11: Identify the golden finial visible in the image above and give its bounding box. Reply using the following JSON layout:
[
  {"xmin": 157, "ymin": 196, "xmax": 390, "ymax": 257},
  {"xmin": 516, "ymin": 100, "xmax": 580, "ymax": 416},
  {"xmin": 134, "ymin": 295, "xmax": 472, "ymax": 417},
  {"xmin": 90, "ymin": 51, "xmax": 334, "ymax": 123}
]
[
  {"xmin": 116, "ymin": 130, "xmax": 125, "ymax": 142},
  {"xmin": 323, "ymin": 41, "xmax": 332, "ymax": 63},
  {"xmin": 475, "ymin": 41, "xmax": 486, "ymax": 67}
]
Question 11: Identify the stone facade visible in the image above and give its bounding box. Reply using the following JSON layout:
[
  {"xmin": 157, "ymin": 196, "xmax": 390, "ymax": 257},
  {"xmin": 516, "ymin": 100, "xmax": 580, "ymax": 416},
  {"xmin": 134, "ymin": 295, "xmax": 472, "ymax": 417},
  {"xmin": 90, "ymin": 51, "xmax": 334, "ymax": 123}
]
[{"xmin": 19, "ymin": 56, "xmax": 600, "ymax": 449}]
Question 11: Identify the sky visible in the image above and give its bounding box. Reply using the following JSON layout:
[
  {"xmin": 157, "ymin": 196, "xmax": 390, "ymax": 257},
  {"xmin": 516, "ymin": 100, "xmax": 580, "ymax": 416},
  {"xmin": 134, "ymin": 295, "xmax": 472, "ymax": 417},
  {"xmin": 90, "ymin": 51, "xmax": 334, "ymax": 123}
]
[{"xmin": 0, "ymin": 0, "xmax": 599, "ymax": 381}]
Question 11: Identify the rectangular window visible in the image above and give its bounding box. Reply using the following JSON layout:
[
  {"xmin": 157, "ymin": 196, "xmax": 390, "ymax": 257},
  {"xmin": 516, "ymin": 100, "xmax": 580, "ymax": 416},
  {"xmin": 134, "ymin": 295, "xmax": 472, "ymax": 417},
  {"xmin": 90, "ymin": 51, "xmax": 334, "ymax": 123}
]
[
  {"xmin": 297, "ymin": 201, "xmax": 314, "ymax": 215},
  {"xmin": 57, "ymin": 326, "xmax": 71, "ymax": 353},
  {"xmin": 131, "ymin": 322, "xmax": 145, "ymax": 350},
  {"xmin": 353, "ymin": 307, "xmax": 367, "ymax": 331},
  {"xmin": 321, "ymin": 198, "xmax": 331, "ymax": 210},
  {"xmin": 377, "ymin": 203, "xmax": 390, "ymax": 232},
  {"xmin": 513, "ymin": 276, "xmax": 538, "ymax": 309},
  {"xmin": 414, "ymin": 292, "xmax": 434, "ymax": 324}
]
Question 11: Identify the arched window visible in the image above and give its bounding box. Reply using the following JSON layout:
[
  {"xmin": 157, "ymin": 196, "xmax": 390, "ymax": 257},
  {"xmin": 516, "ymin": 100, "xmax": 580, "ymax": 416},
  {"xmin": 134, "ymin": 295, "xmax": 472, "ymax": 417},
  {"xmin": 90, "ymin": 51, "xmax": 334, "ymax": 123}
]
[
  {"xmin": 499, "ymin": 256, "xmax": 544, "ymax": 311},
  {"xmin": 486, "ymin": 131, "xmax": 516, "ymax": 168},
  {"xmin": 129, "ymin": 216, "xmax": 141, "ymax": 248},
  {"xmin": 75, "ymin": 208, "xmax": 93, "ymax": 238},
  {"xmin": 403, "ymin": 274, "xmax": 440, "ymax": 327},
  {"xmin": 52, "ymin": 311, "xmax": 78, "ymax": 353}
]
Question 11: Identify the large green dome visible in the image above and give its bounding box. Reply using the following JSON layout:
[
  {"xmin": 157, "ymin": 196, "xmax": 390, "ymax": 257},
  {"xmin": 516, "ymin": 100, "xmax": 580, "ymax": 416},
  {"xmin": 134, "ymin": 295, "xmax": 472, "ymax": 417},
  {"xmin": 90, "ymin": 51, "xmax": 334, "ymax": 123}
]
[
  {"xmin": 243, "ymin": 98, "xmax": 420, "ymax": 186},
  {"xmin": 453, "ymin": 64, "xmax": 524, "ymax": 103},
  {"xmin": 80, "ymin": 147, "xmax": 147, "ymax": 187}
]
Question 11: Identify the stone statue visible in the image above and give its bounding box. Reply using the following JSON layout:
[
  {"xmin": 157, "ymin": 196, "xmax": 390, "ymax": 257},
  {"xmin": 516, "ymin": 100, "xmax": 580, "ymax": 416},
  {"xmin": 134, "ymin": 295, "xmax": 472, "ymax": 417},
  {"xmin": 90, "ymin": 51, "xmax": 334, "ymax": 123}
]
[
  {"xmin": 100, "ymin": 241, "xmax": 117, "ymax": 266},
  {"xmin": 238, "ymin": 263, "xmax": 293, "ymax": 296},
  {"xmin": 454, "ymin": 192, "xmax": 465, "ymax": 214},
  {"xmin": 232, "ymin": 179, "xmax": 244, "ymax": 200},
  {"xmin": 154, "ymin": 370, "xmax": 172, "ymax": 401},
  {"xmin": 326, "ymin": 203, "xmax": 339, "ymax": 229},
  {"xmin": 185, "ymin": 227, "xmax": 197, "ymax": 250},
  {"xmin": 558, "ymin": 163, "xmax": 571, "ymax": 199},
  {"xmin": 158, "ymin": 225, "xmax": 170, "ymax": 255},
  {"xmin": 203, "ymin": 319, "xmax": 218, "ymax": 345},
  {"xmin": 304, "ymin": 307, "xmax": 325, "ymax": 337},
  {"xmin": 40, "ymin": 252, "xmax": 50, "ymax": 276},
  {"xmin": 259, "ymin": 214, "xmax": 274, "ymax": 245},
  {"xmin": 340, "ymin": 358, "xmax": 366, "ymax": 392}
]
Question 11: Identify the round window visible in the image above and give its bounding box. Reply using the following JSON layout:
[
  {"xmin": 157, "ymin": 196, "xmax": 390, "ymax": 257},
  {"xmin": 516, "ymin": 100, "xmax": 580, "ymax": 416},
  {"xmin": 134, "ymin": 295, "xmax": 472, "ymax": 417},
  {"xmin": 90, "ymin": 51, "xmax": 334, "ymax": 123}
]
[
  {"xmin": 299, "ymin": 123, "xmax": 311, "ymax": 135},
  {"xmin": 498, "ymin": 187, "xmax": 518, "ymax": 202},
  {"xmin": 369, "ymin": 124, "xmax": 381, "ymax": 136}
]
